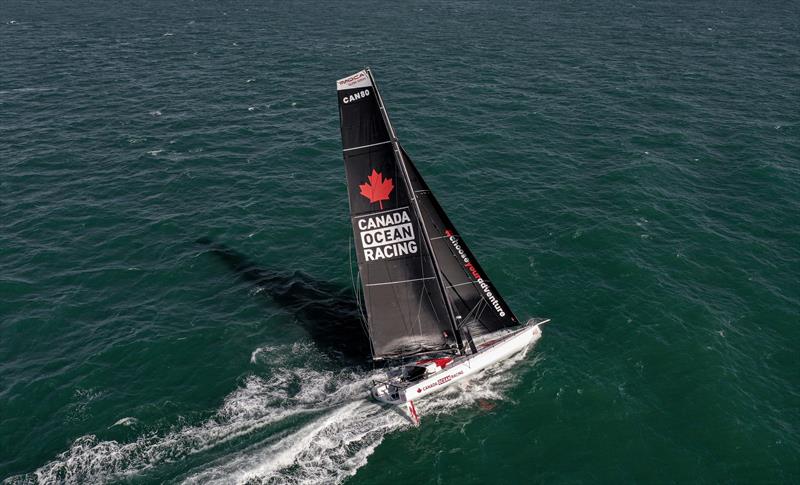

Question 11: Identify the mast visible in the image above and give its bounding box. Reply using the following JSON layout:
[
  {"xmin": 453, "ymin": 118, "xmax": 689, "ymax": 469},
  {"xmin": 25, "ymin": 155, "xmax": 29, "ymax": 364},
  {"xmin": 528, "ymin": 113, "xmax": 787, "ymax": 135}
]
[{"xmin": 365, "ymin": 67, "xmax": 465, "ymax": 354}]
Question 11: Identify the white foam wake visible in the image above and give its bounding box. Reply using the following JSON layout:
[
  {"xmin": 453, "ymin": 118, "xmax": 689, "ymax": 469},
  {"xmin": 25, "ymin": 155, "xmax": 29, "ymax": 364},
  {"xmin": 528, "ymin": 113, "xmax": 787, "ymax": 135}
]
[
  {"xmin": 183, "ymin": 337, "xmax": 541, "ymax": 485},
  {"xmin": 6, "ymin": 333, "xmax": 541, "ymax": 485},
  {"xmin": 182, "ymin": 399, "xmax": 401, "ymax": 485},
  {"xmin": 6, "ymin": 368, "xmax": 370, "ymax": 484}
]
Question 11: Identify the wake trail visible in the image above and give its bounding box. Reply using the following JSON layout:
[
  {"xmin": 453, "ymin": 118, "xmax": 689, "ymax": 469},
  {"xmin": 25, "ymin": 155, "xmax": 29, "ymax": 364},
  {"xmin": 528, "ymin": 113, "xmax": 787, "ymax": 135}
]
[
  {"xmin": 183, "ymin": 338, "xmax": 540, "ymax": 485},
  {"xmin": 5, "ymin": 335, "xmax": 541, "ymax": 485}
]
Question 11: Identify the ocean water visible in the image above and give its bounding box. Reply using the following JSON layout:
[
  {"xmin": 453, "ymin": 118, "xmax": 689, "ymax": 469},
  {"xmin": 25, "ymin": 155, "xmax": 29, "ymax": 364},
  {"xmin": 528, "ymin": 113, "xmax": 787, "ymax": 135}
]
[{"xmin": 2, "ymin": 0, "xmax": 798, "ymax": 483}]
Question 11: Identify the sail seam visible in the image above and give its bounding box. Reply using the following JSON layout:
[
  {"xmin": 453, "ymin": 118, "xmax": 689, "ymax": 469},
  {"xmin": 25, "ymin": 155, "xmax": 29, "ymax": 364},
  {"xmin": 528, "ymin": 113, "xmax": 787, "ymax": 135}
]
[
  {"xmin": 446, "ymin": 282, "xmax": 474, "ymax": 289},
  {"xmin": 343, "ymin": 140, "xmax": 392, "ymax": 152},
  {"xmin": 365, "ymin": 276, "xmax": 436, "ymax": 287}
]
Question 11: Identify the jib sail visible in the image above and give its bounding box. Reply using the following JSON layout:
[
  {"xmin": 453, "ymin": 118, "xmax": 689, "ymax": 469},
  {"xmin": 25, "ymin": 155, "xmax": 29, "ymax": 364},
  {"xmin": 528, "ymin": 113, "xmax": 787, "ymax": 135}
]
[
  {"xmin": 337, "ymin": 69, "xmax": 457, "ymax": 360},
  {"xmin": 400, "ymin": 146, "xmax": 521, "ymax": 335}
]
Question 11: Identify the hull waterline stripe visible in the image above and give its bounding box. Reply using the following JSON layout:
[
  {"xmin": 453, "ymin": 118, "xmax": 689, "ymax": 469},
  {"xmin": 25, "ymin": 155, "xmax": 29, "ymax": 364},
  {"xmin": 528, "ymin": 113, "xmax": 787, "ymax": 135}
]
[
  {"xmin": 365, "ymin": 276, "xmax": 436, "ymax": 287},
  {"xmin": 343, "ymin": 140, "xmax": 392, "ymax": 152}
]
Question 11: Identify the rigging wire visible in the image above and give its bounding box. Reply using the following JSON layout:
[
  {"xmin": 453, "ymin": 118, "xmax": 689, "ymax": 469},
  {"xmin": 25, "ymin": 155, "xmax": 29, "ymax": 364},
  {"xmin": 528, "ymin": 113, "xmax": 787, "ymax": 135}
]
[{"xmin": 349, "ymin": 236, "xmax": 369, "ymax": 334}]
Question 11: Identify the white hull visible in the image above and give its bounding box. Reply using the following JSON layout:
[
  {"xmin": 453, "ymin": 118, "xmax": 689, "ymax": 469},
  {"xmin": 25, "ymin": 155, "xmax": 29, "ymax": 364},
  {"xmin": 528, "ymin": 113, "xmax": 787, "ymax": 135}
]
[{"xmin": 371, "ymin": 319, "xmax": 546, "ymax": 406}]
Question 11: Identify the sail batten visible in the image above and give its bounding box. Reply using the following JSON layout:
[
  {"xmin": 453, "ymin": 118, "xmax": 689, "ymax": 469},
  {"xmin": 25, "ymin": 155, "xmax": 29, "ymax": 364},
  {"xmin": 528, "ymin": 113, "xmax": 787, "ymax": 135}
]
[
  {"xmin": 364, "ymin": 276, "xmax": 437, "ymax": 287},
  {"xmin": 343, "ymin": 140, "xmax": 392, "ymax": 152}
]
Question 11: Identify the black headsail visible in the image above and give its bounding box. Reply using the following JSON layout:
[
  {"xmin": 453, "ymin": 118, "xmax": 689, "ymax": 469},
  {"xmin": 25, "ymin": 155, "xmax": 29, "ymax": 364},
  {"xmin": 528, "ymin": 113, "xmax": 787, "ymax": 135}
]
[
  {"xmin": 400, "ymin": 146, "xmax": 521, "ymax": 335},
  {"xmin": 337, "ymin": 68, "xmax": 520, "ymax": 360},
  {"xmin": 337, "ymin": 69, "xmax": 458, "ymax": 360}
]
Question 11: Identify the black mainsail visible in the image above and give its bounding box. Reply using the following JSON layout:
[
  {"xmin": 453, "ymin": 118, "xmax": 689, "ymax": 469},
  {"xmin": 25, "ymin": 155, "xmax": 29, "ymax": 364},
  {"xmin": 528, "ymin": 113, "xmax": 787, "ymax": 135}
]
[{"xmin": 337, "ymin": 69, "xmax": 519, "ymax": 360}]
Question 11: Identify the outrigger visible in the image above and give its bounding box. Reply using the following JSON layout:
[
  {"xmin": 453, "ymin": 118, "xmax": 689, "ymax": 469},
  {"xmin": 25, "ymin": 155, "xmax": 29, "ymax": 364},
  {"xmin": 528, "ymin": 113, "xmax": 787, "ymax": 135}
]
[{"xmin": 336, "ymin": 68, "xmax": 548, "ymax": 426}]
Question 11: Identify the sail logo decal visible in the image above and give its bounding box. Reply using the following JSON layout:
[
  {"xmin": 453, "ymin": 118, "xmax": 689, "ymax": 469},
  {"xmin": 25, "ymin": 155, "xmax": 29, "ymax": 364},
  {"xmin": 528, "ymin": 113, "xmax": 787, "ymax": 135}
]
[
  {"xmin": 337, "ymin": 70, "xmax": 371, "ymax": 90},
  {"xmin": 359, "ymin": 169, "xmax": 393, "ymax": 209},
  {"xmin": 357, "ymin": 209, "xmax": 418, "ymax": 262},
  {"xmin": 342, "ymin": 89, "xmax": 370, "ymax": 104},
  {"xmin": 417, "ymin": 369, "xmax": 465, "ymax": 393},
  {"xmin": 444, "ymin": 229, "xmax": 506, "ymax": 317}
]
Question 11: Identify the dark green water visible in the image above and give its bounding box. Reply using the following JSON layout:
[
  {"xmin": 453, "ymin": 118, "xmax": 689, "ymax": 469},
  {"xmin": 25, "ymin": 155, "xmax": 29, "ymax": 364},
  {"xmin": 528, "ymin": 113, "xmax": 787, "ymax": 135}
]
[{"xmin": 2, "ymin": 1, "xmax": 798, "ymax": 483}]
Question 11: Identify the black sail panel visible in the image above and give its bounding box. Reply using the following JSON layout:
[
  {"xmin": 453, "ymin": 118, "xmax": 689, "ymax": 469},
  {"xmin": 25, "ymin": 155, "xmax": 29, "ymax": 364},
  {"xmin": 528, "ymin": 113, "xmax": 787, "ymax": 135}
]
[
  {"xmin": 337, "ymin": 70, "xmax": 456, "ymax": 359},
  {"xmin": 400, "ymin": 146, "xmax": 520, "ymax": 334}
]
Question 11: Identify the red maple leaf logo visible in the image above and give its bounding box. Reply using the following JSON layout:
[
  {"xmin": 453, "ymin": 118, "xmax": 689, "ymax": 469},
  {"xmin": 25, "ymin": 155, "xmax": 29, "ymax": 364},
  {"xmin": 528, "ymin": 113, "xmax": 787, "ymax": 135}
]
[{"xmin": 359, "ymin": 169, "xmax": 394, "ymax": 209}]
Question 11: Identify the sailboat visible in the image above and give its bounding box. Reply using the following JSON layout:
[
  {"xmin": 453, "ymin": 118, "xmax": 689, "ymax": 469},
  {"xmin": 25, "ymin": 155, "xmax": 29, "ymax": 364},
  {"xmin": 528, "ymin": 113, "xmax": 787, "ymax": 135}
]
[{"xmin": 336, "ymin": 68, "xmax": 548, "ymax": 425}]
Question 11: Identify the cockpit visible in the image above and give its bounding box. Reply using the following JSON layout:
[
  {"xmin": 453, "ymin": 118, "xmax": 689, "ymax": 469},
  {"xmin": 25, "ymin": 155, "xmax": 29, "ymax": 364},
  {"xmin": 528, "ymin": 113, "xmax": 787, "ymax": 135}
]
[{"xmin": 402, "ymin": 365, "xmax": 427, "ymax": 382}]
